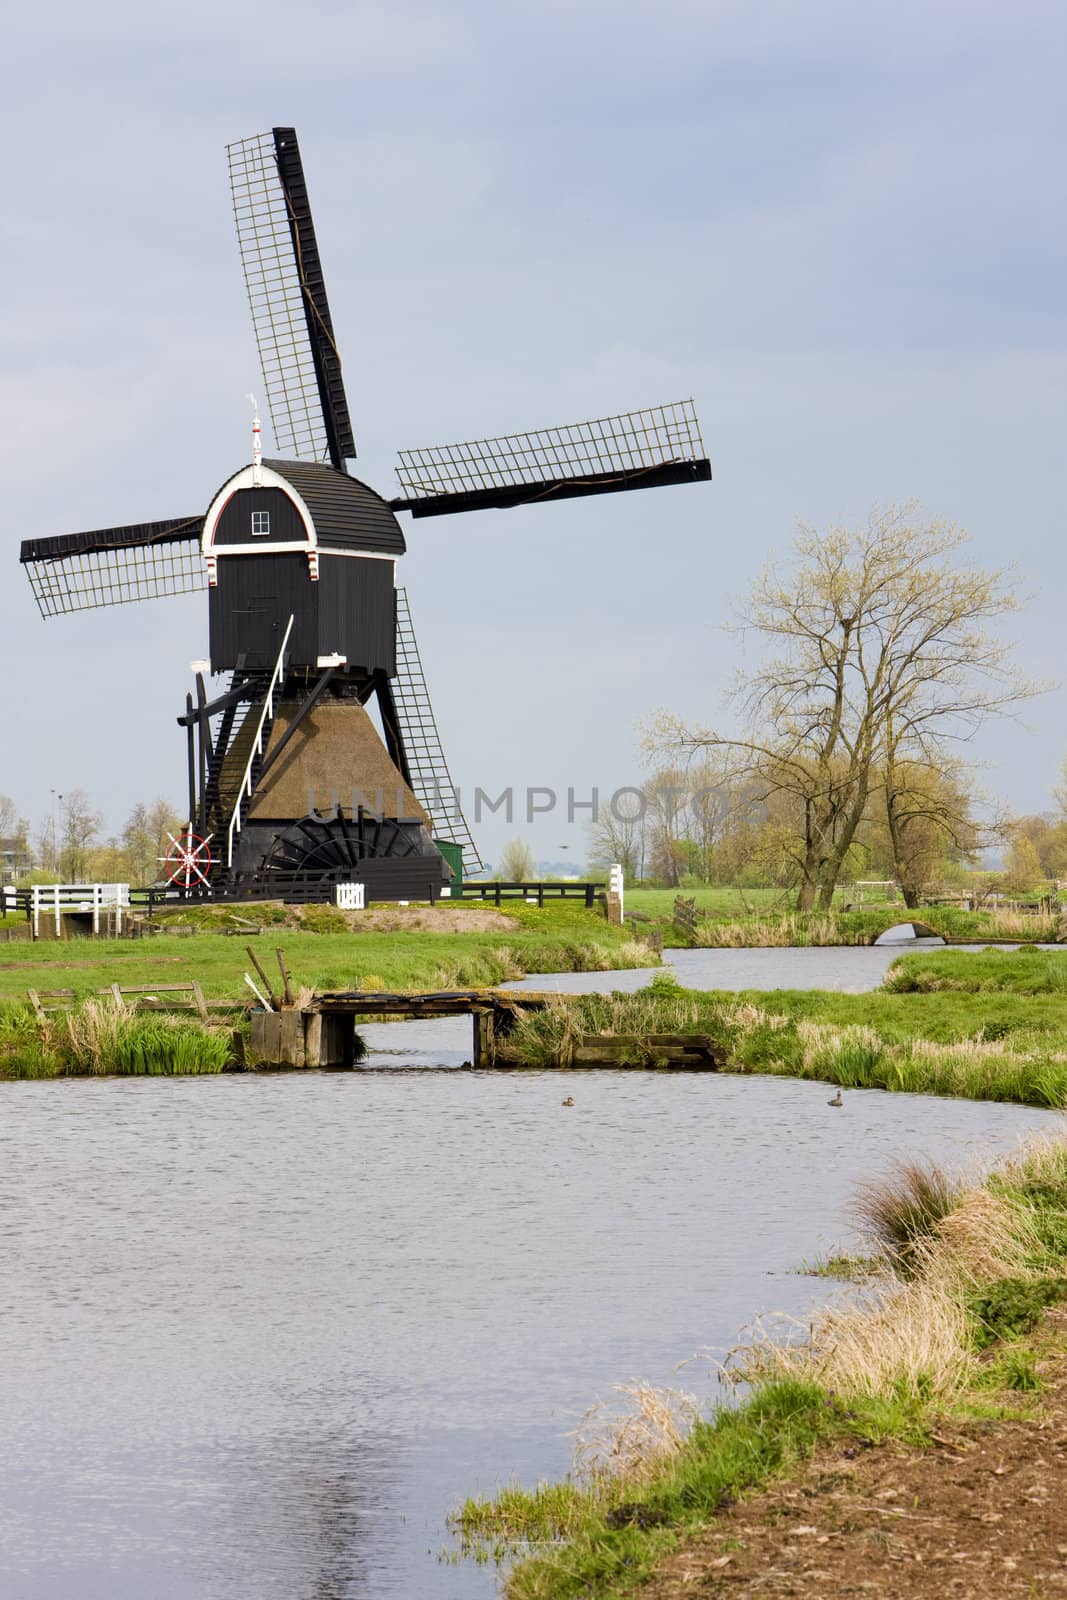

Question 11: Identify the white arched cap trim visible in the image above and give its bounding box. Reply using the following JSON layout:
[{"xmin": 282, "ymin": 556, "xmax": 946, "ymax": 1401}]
[{"xmin": 201, "ymin": 463, "xmax": 316, "ymax": 554}]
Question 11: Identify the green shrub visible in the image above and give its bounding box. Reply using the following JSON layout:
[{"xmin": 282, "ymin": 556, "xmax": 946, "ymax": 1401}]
[
  {"xmin": 300, "ymin": 905, "xmax": 349, "ymax": 934},
  {"xmin": 968, "ymin": 1276, "xmax": 1067, "ymax": 1350}
]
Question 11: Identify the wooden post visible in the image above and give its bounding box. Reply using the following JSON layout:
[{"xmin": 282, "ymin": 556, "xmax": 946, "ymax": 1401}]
[
  {"xmin": 279, "ymin": 1009, "xmax": 305, "ymax": 1067},
  {"xmin": 472, "ymin": 1008, "xmax": 496, "ymax": 1069},
  {"xmin": 276, "ymin": 948, "xmax": 295, "ymax": 1008},
  {"xmin": 190, "ymin": 980, "xmax": 209, "ymax": 1021},
  {"xmin": 304, "ymin": 1010, "xmax": 324, "ymax": 1067}
]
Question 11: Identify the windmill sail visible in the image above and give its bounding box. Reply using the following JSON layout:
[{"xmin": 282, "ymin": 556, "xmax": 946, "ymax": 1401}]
[
  {"xmin": 227, "ymin": 128, "xmax": 356, "ymax": 469},
  {"xmin": 391, "ymin": 589, "xmax": 483, "ymax": 874},
  {"xmin": 391, "ymin": 399, "xmax": 710, "ymax": 518},
  {"xmin": 20, "ymin": 517, "xmax": 205, "ymax": 618}
]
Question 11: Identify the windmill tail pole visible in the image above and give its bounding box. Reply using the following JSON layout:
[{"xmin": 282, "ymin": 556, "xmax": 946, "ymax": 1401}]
[{"xmin": 247, "ymin": 393, "xmax": 262, "ymax": 484}]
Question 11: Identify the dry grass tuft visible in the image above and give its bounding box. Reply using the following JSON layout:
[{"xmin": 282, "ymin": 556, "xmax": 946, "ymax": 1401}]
[
  {"xmin": 797, "ymin": 1019, "xmax": 882, "ymax": 1074},
  {"xmin": 727, "ymin": 1276, "xmax": 975, "ymax": 1400},
  {"xmin": 922, "ymin": 1187, "xmax": 1038, "ymax": 1289},
  {"xmin": 854, "ymin": 1159, "xmax": 962, "ymax": 1275},
  {"xmin": 63, "ymin": 998, "xmax": 123, "ymax": 1070},
  {"xmin": 725, "ymin": 1002, "xmax": 791, "ymax": 1032},
  {"xmin": 570, "ymin": 1383, "xmax": 698, "ymax": 1487}
]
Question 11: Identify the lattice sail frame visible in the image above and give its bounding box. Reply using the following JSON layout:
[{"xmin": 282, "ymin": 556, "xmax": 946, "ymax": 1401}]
[
  {"xmin": 393, "ymin": 588, "xmax": 483, "ymax": 874},
  {"xmin": 227, "ymin": 131, "xmax": 331, "ymax": 464},
  {"xmin": 21, "ymin": 525, "xmax": 206, "ymax": 618},
  {"xmin": 395, "ymin": 399, "xmax": 705, "ymax": 499}
]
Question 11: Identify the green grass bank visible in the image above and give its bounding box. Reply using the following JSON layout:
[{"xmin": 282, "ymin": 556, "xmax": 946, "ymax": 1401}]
[
  {"xmin": 451, "ymin": 1137, "xmax": 1067, "ymax": 1598},
  {"xmin": 0, "ymin": 1000, "xmax": 235, "ymax": 1079},
  {"xmin": 0, "ymin": 901, "xmax": 654, "ymax": 1078},
  {"xmin": 0, "ymin": 900, "xmax": 652, "ymax": 1006},
  {"xmin": 507, "ymin": 951, "xmax": 1067, "ymax": 1107},
  {"xmin": 622, "ymin": 889, "xmax": 1064, "ymax": 948}
]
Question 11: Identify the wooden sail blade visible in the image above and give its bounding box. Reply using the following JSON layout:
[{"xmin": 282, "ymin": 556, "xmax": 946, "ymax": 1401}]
[
  {"xmin": 227, "ymin": 128, "xmax": 356, "ymax": 470},
  {"xmin": 390, "ymin": 399, "xmax": 711, "ymax": 518},
  {"xmin": 19, "ymin": 517, "xmax": 205, "ymax": 617}
]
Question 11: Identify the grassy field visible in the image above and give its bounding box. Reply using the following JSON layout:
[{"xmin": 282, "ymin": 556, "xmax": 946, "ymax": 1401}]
[
  {"xmin": 0, "ymin": 903, "xmax": 652, "ymax": 1010},
  {"xmin": 624, "ymin": 886, "xmax": 786, "ymax": 918},
  {"xmin": 506, "ymin": 950, "xmax": 1067, "ymax": 1107},
  {"xmin": 622, "ymin": 892, "xmax": 1063, "ymax": 947},
  {"xmin": 452, "ymin": 1138, "xmax": 1067, "ymax": 1597}
]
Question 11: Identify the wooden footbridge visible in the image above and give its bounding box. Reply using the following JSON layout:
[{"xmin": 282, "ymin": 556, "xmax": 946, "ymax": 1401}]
[{"xmin": 250, "ymin": 987, "xmax": 723, "ymax": 1071}]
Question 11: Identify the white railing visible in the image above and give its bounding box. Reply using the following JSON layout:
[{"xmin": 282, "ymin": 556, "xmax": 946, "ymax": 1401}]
[
  {"xmin": 32, "ymin": 883, "xmax": 130, "ymax": 938},
  {"xmin": 227, "ymin": 614, "xmax": 295, "ymax": 867}
]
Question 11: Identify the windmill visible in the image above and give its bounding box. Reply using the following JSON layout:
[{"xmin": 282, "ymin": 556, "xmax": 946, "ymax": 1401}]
[{"xmin": 19, "ymin": 128, "xmax": 712, "ymax": 903}]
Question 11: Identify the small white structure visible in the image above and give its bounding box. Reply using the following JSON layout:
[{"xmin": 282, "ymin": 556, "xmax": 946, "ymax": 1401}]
[
  {"xmin": 32, "ymin": 883, "xmax": 130, "ymax": 938},
  {"xmin": 608, "ymin": 863, "xmax": 625, "ymax": 917},
  {"xmin": 874, "ymin": 921, "xmax": 944, "ymax": 946},
  {"xmin": 334, "ymin": 883, "xmax": 366, "ymax": 910}
]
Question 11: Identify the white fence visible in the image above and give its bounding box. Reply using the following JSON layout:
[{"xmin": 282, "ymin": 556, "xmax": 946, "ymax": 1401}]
[
  {"xmin": 334, "ymin": 883, "xmax": 366, "ymax": 911},
  {"xmin": 31, "ymin": 884, "xmax": 130, "ymax": 938}
]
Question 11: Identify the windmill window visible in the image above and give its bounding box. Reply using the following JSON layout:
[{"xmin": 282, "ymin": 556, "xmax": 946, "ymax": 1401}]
[{"xmin": 251, "ymin": 510, "xmax": 270, "ymax": 536}]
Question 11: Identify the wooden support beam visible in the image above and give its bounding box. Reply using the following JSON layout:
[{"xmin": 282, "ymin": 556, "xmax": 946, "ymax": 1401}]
[
  {"xmin": 185, "ymin": 692, "xmax": 197, "ymax": 830},
  {"xmin": 195, "ymin": 672, "xmax": 210, "ymax": 835},
  {"xmin": 255, "ymin": 667, "xmax": 336, "ymax": 785},
  {"xmin": 472, "ymin": 1009, "xmax": 496, "ymax": 1069},
  {"xmin": 246, "ymin": 945, "xmax": 280, "ymax": 1009}
]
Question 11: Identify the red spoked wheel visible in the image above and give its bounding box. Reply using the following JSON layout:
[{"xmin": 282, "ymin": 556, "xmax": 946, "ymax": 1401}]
[{"xmin": 161, "ymin": 828, "xmax": 215, "ymax": 890}]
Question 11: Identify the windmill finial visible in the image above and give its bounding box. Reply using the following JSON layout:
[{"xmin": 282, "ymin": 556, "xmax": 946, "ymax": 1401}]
[{"xmin": 248, "ymin": 394, "xmax": 262, "ymax": 484}]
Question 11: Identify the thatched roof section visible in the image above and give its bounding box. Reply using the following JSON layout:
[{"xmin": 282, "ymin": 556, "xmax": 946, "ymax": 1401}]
[{"xmin": 248, "ymin": 701, "xmax": 428, "ymax": 823}]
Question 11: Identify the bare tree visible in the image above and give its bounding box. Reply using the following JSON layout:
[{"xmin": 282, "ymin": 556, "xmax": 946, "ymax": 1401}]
[
  {"xmin": 497, "ymin": 837, "xmax": 537, "ymax": 881},
  {"xmin": 58, "ymin": 789, "xmax": 103, "ymax": 881},
  {"xmin": 122, "ymin": 799, "xmax": 183, "ymax": 886},
  {"xmin": 877, "ymin": 758, "xmax": 982, "ymax": 907},
  {"xmin": 588, "ymin": 793, "xmax": 646, "ymax": 880},
  {"xmin": 644, "ymin": 769, "xmax": 691, "ymax": 885},
  {"xmin": 648, "ymin": 506, "xmax": 1038, "ymax": 910}
]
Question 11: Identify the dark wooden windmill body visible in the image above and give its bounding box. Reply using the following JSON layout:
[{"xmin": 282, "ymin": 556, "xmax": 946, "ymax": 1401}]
[{"xmin": 19, "ymin": 128, "xmax": 711, "ymax": 902}]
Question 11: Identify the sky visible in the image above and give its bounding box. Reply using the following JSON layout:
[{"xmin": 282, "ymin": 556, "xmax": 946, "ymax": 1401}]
[{"xmin": 2, "ymin": 0, "xmax": 1066, "ymax": 868}]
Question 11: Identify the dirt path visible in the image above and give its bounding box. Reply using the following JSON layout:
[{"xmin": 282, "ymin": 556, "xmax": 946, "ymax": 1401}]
[{"xmin": 642, "ymin": 1315, "xmax": 1067, "ymax": 1599}]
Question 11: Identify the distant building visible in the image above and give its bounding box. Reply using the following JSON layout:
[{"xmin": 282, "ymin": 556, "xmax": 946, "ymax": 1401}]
[{"xmin": 0, "ymin": 838, "xmax": 32, "ymax": 884}]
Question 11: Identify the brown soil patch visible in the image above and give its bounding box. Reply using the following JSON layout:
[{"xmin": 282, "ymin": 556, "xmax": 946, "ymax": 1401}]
[
  {"xmin": 327, "ymin": 906, "xmax": 516, "ymax": 934},
  {"xmin": 642, "ymin": 1315, "xmax": 1067, "ymax": 1599}
]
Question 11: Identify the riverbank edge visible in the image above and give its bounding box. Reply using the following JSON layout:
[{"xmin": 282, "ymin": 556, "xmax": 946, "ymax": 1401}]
[
  {"xmin": 0, "ymin": 927, "xmax": 660, "ymax": 1079},
  {"xmin": 648, "ymin": 905, "xmax": 1066, "ymax": 950},
  {"xmin": 501, "ymin": 964, "xmax": 1067, "ymax": 1107},
  {"xmin": 452, "ymin": 1137, "xmax": 1067, "ymax": 1599}
]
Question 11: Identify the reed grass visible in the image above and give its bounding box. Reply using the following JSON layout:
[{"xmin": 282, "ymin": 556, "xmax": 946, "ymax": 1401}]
[{"xmin": 0, "ymin": 997, "xmax": 232, "ymax": 1078}]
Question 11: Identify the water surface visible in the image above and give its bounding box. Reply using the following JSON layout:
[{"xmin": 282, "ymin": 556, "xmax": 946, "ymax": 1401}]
[{"xmin": 1, "ymin": 946, "xmax": 1060, "ymax": 1598}]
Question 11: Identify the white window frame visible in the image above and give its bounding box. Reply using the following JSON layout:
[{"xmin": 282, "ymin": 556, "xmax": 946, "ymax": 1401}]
[{"xmin": 251, "ymin": 510, "xmax": 270, "ymax": 537}]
